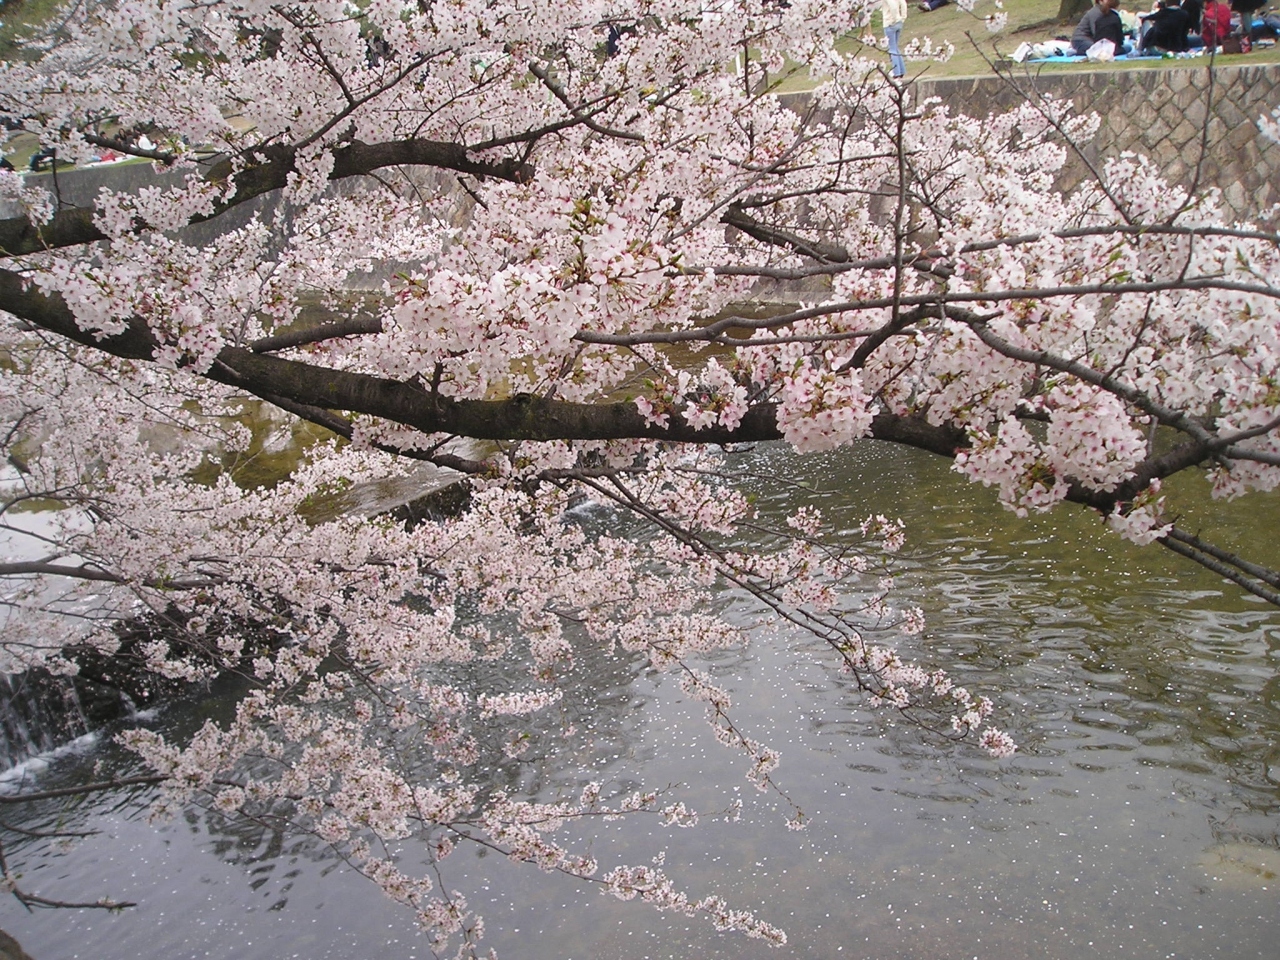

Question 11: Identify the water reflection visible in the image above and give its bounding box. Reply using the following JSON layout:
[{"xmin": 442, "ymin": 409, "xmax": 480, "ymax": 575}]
[{"xmin": 3, "ymin": 440, "xmax": 1280, "ymax": 959}]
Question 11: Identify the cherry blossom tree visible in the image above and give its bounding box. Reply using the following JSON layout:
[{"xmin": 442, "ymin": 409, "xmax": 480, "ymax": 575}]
[{"xmin": 1, "ymin": 0, "xmax": 1278, "ymax": 954}]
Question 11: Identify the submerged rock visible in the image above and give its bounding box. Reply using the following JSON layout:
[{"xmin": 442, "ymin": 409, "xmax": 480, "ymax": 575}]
[
  {"xmin": 1198, "ymin": 842, "xmax": 1280, "ymax": 890},
  {"xmin": 0, "ymin": 928, "xmax": 35, "ymax": 960}
]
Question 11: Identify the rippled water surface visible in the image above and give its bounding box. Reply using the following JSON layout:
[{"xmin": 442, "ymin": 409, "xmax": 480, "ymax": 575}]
[{"xmin": 3, "ymin": 442, "xmax": 1279, "ymax": 960}]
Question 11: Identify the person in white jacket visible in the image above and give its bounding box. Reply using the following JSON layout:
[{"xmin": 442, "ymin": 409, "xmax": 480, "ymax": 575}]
[{"xmin": 881, "ymin": 0, "xmax": 908, "ymax": 78}]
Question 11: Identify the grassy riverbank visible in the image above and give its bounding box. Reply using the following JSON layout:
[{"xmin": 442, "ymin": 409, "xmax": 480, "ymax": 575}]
[
  {"xmin": 4, "ymin": 0, "xmax": 1279, "ymax": 170},
  {"xmin": 0, "ymin": 0, "xmax": 66, "ymax": 61},
  {"xmin": 778, "ymin": 0, "xmax": 1280, "ymax": 87}
]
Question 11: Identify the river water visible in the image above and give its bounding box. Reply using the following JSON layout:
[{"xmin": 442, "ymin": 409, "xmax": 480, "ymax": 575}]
[{"xmin": 2, "ymin": 440, "xmax": 1278, "ymax": 960}]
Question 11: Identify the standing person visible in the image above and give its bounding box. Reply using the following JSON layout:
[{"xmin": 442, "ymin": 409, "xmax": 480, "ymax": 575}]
[
  {"xmin": 882, "ymin": 0, "xmax": 908, "ymax": 79},
  {"xmin": 1072, "ymin": 0, "xmax": 1126, "ymax": 55}
]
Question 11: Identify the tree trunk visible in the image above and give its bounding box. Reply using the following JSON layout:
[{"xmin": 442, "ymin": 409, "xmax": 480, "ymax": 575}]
[{"xmin": 1058, "ymin": 0, "xmax": 1092, "ymax": 21}]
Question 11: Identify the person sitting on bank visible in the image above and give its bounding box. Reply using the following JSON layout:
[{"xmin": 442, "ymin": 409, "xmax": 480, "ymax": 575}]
[
  {"xmin": 1199, "ymin": 0, "xmax": 1232, "ymax": 46},
  {"xmin": 1140, "ymin": 0, "xmax": 1193, "ymax": 51},
  {"xmin": 1181, "ymin": 0, "xmax": 1204, "ymax": 35},
  {"xmin": 28, "ymin": 147, "xmax": 56, "ymax": 172},
  {"xmin": 1072, "ymin": 0, "xmax": 1127, "ymax": 54}
]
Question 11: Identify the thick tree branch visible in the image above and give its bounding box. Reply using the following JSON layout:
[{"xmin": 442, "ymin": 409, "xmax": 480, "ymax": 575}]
[
  {"xmin": 2, "ymin": 266, "xmax": 774, "ymax": 441},
  {"xmin": 0, "ymin": 267, "xmax": 972, "ymax": 457},
  {"xmin": 722, "ymin": 204, "xmax": 851, "ymax": 263},
  {"xmin": 0, "ymin": 560, "xmax": 124, "ymax": 582},
  {"xmin": 0, "ymin": 559, "xmax": 221, "ymax": 589},
  {"xmin": 255, "ymin": 389, "xmax": 486, "ymax": 473},
  {"xmin": 7, "ymin": 268, "xmax": 1274, "ymax": 553},
  {"xmin": 83, "ymin": 131, "xmax": 177, "ymax": 164},
  {"xmin": 251, "ymin": 317, "xmax": 383, "ymax": 353},
  {"xmin": 214, "ymin": 347, "xmax": 783, "ymax": 443}
]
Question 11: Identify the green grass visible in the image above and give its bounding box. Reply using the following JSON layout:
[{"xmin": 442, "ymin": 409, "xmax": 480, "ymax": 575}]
[{"xmin": 0, "ymin": 0, "xmax": 70, "ymax": 61}]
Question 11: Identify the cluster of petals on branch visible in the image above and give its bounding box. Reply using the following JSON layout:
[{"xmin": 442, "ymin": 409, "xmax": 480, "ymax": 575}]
[{"xmin": 603, "ymin": 863, "xmax": 788, "ymax": 945}]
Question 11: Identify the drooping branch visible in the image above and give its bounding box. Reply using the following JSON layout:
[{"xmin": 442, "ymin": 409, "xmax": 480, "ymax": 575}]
[
  {"xmin": 0, "ymin": 835, "xmax": 135, "ymax": 911},
  {"xmin": 0, "ymin": 817, "xmax": 99, "ymax": 839},
  {"xmin": 1165, "ymin": 527, "xmax": 1280, "ymax": 589},
  {"xmin": 0, "ymin": 559, "xmax": 222, "ymax": 590},
  {"xmin": 1160, "ymin": 526, "xmax": 1280, "ymax": 606},
  {"xmin": 5, "ymin": 887, "xmax": 137, "ymax": 912},
  {"xmin": 0, "ymin": 774, "xmax": 168, "ymax": 805}
]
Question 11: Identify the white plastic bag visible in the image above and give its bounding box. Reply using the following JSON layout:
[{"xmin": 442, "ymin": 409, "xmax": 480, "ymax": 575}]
[{"xmin": 1085, "ymin": 38, "xmax": 1116, "ymax": 61}]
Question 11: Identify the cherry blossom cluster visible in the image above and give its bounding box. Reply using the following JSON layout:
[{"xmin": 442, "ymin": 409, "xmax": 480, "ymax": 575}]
[
  {"xmin": 602, "ymin": 864, "xmax": 787, "ymax": 945},
  {"xmin": 1106, "ymin": 478, "xmax": 1173, "ymax": 546},
  {"xmin": 2, "ymin": 0, "xmax": 1277, "ymax": 953},
  {"xmin": 0, "ymin": 169, "xmax": 54, "ymax": 224},
  {"xmin": 1261, "ymin": 106, "xmax": 1280, "ymax": 146}
]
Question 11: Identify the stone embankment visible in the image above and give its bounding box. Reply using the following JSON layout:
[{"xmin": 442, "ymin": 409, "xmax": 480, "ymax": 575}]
[{"xmin": 918, "ymin": 61, "xmax": 1280, "ymax": 225}]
